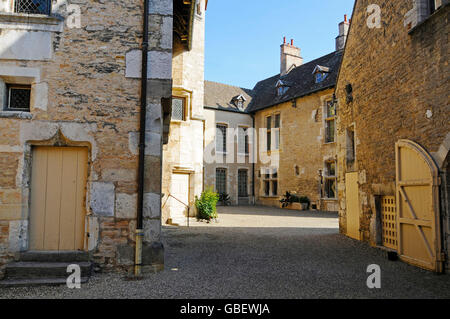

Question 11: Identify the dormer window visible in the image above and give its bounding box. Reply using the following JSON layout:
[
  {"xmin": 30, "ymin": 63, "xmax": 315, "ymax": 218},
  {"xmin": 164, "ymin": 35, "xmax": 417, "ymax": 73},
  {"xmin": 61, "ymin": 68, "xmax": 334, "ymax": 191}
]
[
  {"xmin": 232, "ymin": 95, "xmax": 246, "ymax": 111},
  {"xmin": 275, "ymin": 80, "xmax": 289, "ymax": 96},
  {"xmin": 313, "ymin": 65, "xmax": 330, "ymax": 84}
]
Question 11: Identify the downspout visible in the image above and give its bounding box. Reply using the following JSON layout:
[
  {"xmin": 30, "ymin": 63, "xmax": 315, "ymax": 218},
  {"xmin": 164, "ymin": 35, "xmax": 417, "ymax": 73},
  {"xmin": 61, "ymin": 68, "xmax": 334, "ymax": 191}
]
[
  {"xmin": 135, "ymin": 0, "xmax": 149, "ymax": 276},
  {"xmin": 251, "ymin": 113, "xmax": 256, "ymax": 205}
]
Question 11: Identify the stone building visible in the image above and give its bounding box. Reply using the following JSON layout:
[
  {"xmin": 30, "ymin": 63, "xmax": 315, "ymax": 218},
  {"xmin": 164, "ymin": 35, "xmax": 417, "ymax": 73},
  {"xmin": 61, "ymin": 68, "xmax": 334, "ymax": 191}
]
[
  {"xmin": 203, "ymin": 80, "xmax": 254, "ymax": 206},
  {"xmin": 246, "ymin": 19, "xmax": 348, "ymax": 211},
  {"xmin": 335, "ymin": 0, "xmax": 449, "ymax": 272},
  {"xmin": 203, "ymin": 17, "xmax": 348, "ymax": 212},
  {"xmin": 161, "ymin": 0, "xmax": 206, "ymax": 226},
  {"xmin": 0, "ymin": 0, "xmax": 207, "ymax": 283}
]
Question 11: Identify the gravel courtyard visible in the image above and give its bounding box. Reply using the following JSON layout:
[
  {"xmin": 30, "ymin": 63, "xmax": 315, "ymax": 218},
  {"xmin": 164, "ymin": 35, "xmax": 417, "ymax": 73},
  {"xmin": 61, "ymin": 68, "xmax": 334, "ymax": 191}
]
[{"xmin": 1, "ymin": 206, "xmax": 449, "ymax": 299}]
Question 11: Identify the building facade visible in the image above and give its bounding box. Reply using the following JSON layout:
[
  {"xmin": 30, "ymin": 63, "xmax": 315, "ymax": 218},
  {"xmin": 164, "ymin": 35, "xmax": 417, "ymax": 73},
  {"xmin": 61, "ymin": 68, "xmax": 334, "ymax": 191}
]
[
  {"xmin": 203, "ymin": 81, "xmax": 254, "ymax": 206},
  {"xmin": 0, "ymin": 0, "xmax": 205, "ymax": 278},
  {"xmin": 247, "ymin": 19, "xmax": 348, "ymax": 211},
  {"xmin": 336, "ymin": 0, "xmax": 449, "ymax": 272}
]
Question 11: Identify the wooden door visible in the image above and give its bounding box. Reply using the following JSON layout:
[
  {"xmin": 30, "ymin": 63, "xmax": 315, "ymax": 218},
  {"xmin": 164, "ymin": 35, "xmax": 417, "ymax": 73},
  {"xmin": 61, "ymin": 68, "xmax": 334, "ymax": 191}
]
[
  {"xmin": 170, "ymin": 173, "xmax": 190, "ymax": 224},
  {"xmin": 396, "ymin": 140, "xmax": 443, "ymax": 272},
  {"xmin": 346, "ymin": 172, "xmax": 360, "ymax": 240},
  {"xmin": 30, "ymin": 146, "xmax": 88, "ymax": 251}
]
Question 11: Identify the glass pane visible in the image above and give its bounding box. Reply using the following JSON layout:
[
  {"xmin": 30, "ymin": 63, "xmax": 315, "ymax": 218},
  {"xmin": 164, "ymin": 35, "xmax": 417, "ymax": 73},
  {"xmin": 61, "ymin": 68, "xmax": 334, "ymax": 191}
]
[
  {"xmin": 326, "ymin": 100, "xmax": 336, "ymax": 118},
  {"xmin": 216, "ymin": 169, "xmax": 227, "ymax": 194},
  {"xmin": 274, "ymin": 114, "xmax": 280, "ymax": 128},
  {"xmin": 327, "ymin": 162, "xmax": 336, "ymax": 176},
  {"xmin": 326, "ymin": 120, "xmax": 335, "ymax": 143},
  {"xmin": 272, "ymin": 181, "xmax": 278, "ymax": 196},
  {"xmin": 238, "ymin": 170, "xmax": 248, "ymax": 197},
  {"xmin": 8, "ymin": 87, "xmax": 31, "ymax": 111},
  {"xmin": 15, "ymin": 0, "xmax": 51, "ymax": 15},
  {"xmin": 325, "ymin": 178, "xmax": 336, "ymax": 198},
  {"xmin": 267, "ymin": 131, "xmax": 271, "ymax": 151},
  {"xmin": 171, "ymin": 98, "xmax": 184, "ymax": 121},
  {"xmin": 264, "ymin": 181, "xmax": 270, "ymax": 196},
  {"xmin": 266, "ymin": 116, "xmax": 272, "ymax": 130},
  {"xmin": 216, "ymin": 125, "xmax": 227, "ymax": 153}
]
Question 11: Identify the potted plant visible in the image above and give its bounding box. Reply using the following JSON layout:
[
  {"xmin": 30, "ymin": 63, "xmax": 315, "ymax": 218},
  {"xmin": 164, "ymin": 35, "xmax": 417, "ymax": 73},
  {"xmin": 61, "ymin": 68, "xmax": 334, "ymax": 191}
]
[{"xmin": 195, "ymin": 187, "xmax": 219, "ymax": 222}]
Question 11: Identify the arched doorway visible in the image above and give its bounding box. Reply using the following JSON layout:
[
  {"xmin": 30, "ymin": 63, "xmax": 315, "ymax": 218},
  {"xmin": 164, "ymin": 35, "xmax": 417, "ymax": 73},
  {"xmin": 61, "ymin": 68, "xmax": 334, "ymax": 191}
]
[{"xmin": 395, "ymin": 140, "xmax": 444, "ymax": 272}]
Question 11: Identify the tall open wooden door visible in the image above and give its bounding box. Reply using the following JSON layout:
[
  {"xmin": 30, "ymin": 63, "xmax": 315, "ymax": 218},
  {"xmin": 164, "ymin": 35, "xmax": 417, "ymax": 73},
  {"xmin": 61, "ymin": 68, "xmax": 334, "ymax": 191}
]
[
  {"xmin": 346, "ymin": 172, "xmax": 360, "ymax": 240},
  {"xmin": 29, "ymin": 146, "xmax": 88, "ymax": 251},
  {"xmin": 395, "ymin": 140, "xmax": 443, "ymax": 272}
]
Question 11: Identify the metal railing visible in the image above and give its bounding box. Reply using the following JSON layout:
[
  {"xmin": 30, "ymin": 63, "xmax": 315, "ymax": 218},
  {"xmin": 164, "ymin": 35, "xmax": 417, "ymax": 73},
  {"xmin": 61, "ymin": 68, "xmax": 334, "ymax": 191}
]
[
  {"xmin": 14, "ymin": 0, "xmax": 52, "ymax": 15},
  {"xmin": 162, "ymin": 194, "xmax": 191, "ymax": 227}
]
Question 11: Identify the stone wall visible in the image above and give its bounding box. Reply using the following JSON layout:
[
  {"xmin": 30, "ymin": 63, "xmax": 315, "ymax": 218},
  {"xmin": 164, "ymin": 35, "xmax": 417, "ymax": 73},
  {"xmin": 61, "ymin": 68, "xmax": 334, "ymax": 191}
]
[
  {"xmin": 254, "ymin": 89, "xmax": 338, "ymax": 211},
  {"xmin": 0, "ymin": 0, "xmax": 174, "ymax": 274},
  {"xmin": 335, "ymin": 0, "xmax": 449, "ymax": 267}
]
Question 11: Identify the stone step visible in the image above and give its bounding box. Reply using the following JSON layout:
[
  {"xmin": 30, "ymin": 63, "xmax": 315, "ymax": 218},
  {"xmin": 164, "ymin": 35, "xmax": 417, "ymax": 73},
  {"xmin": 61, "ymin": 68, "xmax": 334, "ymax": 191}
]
[
  {"xmin": 17, "ymin": 251, "xmax": 90, "ymax": 263},
  {"xmin": 0, "ymin": 277, "xmax": 90, "ymax": 288},
  {"xmin": 5, "ymin": 261, "xmax": 92, "ymax": 279}
]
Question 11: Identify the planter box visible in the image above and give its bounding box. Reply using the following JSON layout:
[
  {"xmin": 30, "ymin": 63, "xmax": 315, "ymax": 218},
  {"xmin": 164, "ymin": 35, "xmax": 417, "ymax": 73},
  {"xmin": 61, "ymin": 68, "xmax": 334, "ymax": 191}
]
[{"xmin": 284, "ymin": 202, "xmax": 308, "ymax": 211}]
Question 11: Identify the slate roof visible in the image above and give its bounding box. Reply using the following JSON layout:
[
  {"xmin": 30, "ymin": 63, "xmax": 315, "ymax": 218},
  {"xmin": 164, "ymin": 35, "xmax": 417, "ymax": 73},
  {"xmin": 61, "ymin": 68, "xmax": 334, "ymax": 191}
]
[
  {"xmin": 247, "ymin": 50, "xmax": 343, "ymax": 113},
  {"xmin": 204, "ymin": 81, "xmax": 254, "ymax": 113}
]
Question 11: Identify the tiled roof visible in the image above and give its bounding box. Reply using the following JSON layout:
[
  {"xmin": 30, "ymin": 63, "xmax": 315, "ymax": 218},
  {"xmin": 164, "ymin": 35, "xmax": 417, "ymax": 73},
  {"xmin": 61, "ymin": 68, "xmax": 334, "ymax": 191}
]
[
  {"xmin": 204, "ymin": 81, "xmax": 254, "ymax": 113},
  {"xmin": 247, "ymin": 51, "xmax": 343, "ymax": 113}
]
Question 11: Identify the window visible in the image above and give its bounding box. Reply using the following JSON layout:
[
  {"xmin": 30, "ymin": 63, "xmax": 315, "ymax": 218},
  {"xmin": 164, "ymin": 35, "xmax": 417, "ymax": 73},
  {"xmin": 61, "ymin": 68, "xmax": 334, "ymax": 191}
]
[
  {"xmin": 324, "ymin": 161, "xmax": 337, "ymax": 199},
  {"xmin": 216, "ymin": 168, "xmax": 227, "ymax": 195},
  {"xmin": 216, "ymin": 124, "xmax": 227, "ymax": 153},
  {"xmin": 346, "ymin": 127, "xmax": 356, "ymax": 165},
  {"xmin": 325, "ymin": 100, "xmax": 336, "ymax": 143},
  {"xmin": 14, "ymin": 0, "xmax": 52, "ymax": 15},
  {"xmin": 266, "ymin": 116, "xmax": 272, "ymax": 151},
  {"xmin": 262, "ymin": 167, "xmax": 278, "ymax": 197},
  {"xmin": 4, "ymin": 84, "xmax": 31, "ymax": 112},
  {"xmin": 315, "ymin": 72, "xmax": 328, "ymax": 83},
  {"xmin": 238, "ymin": 169, "xmax": 248, "ymax": 197},
  {"xmin": 238, "ymin": 126, "xmax": 249, "ymax": 155},
  {"xmin": 274, "ymin": 114, "xmax": 280, "ymax": 150},
  {"xmin": 430, "ymin": 0, "xmax": 443, "ymax": 14},
  {"xmin": 171, "ymin": 97, "xmax": 185, "ymax": 121}
]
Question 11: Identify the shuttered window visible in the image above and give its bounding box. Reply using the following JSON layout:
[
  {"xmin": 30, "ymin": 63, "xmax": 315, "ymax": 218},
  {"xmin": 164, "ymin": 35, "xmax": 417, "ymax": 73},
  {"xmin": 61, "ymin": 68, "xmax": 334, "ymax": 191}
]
[{"xmin": 216, "ymin": 124, "xmax": 227, "ymax": 153}]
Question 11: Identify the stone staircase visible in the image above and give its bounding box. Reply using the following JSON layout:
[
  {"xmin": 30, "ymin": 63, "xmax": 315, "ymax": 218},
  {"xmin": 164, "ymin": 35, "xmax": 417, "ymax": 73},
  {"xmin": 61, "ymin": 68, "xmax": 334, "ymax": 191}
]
[{"xmin": 0, "ymin": 251, "xmax": 93, "ymax": 288}]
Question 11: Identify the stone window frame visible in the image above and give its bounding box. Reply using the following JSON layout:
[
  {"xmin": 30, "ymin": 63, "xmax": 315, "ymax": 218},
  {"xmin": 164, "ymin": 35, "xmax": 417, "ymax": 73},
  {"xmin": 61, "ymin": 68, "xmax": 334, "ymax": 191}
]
[
  {"xmin": 405, "ymin": 0, "xmax": 448, "ymax": 32},
  {"xmin": 264, "ymin": 113, "xmax": 281, "ymax": 153},
  {"xmin": 3, "ymin": 83, "xmax": 32, "ymax": 112},
  {"xmin": 261, "ymin": 166, "xmax": 278, "ymax": 198},
  {"xmin": 0, "ymin": 66, "xmax": 48, "ymax": 119},
  {"xmin": 215, "ymin": 122, "xmax": 228, "ymax": 155},
  {"xmin": 323, "ymin": 159, "xmax": 337, "ymax": 200},
  {"xmin": 171, "ymin": 96, "xmax": 187, "ymax": 122},
  {"xmin": 237, "ymin": 125, "xmax": 250, "ymax": 156},
  {"xmin": 323, "ymin": 98, "xmax": 336, "ymax": 144}
]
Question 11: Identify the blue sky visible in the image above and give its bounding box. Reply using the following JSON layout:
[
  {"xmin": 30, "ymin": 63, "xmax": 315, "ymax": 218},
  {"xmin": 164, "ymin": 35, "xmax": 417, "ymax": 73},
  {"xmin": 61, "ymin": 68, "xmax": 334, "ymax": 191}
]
[{"xmin": 205, "ymin": 0, "xmax": 355, "ymax": 89}]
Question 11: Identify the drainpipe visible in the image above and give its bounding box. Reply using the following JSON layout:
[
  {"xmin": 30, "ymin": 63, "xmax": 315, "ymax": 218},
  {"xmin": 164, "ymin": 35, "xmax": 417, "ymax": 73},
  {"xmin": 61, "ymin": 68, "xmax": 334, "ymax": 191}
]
[
  {"xmin": 135, "ymin": 0, "xmax": 150, "ymax": 277},
  {"xmin": 251, "ymin": 113, "xmax": 256, "ymax": 205}
]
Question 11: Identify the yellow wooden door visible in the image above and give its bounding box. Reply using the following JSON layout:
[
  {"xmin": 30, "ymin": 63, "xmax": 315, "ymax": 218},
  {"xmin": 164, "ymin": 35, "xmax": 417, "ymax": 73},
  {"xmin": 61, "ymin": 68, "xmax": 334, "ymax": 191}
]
[
  {"xmin": 346, "ymin": 172, "xmax": 360, "ymax": 240},
  {"xmin": 396, "ymin": 140, "xmax": 443, "ymax": 272},
  {"xmin": 30, "ymin": 146, "xmax": 88, "ymax": 251}
]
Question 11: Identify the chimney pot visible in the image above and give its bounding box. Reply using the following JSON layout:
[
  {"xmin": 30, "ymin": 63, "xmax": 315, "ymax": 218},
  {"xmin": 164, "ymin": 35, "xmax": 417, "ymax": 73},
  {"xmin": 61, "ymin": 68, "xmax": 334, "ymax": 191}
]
[
  {"xmin": 344, "ymin": 14, "xmax": 347, "ymax": 22},
  {"xmin": 290, "ymin": 39, "xmax": 293, "ymax": 46},
  {"xmin": 283, "ymin": 36, "xmax": 286, "ymax": 44}
]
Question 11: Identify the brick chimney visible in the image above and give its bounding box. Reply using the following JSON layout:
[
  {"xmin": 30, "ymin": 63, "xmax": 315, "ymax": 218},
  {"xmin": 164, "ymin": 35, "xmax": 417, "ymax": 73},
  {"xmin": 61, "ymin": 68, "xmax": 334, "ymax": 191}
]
[
  {"xmin": 280, "ymin": 38, "xmax": 303, "ymax": 76},
  {"xmin": 336, "ymin": 14, "xmax": 350, "ymax": 51}
]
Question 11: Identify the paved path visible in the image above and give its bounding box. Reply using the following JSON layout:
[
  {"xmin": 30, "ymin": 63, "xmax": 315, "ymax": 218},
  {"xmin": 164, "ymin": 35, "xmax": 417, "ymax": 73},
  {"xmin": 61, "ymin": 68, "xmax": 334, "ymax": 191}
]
[{"xmin": 1, "ymin": 206, "xmax": 449, "ymax": 299}]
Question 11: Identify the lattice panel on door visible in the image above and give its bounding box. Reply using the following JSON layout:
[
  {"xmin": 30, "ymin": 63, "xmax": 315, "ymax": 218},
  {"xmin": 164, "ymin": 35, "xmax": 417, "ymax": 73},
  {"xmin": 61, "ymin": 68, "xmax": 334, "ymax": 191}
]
[{"xmin": 381, "ymin": 196, "xmax": 398, "ymax": 250}]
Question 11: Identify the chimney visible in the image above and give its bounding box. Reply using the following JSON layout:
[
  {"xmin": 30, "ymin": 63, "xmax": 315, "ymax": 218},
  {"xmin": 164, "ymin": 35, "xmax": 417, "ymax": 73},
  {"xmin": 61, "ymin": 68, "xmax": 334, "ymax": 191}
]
[
  {"xmin": 336, "ymin": 14, "xmax": 350, "ymax": 51},
  {"xmin": 280, "ymin": 38, "xmax": 303, "ymax": 76}
]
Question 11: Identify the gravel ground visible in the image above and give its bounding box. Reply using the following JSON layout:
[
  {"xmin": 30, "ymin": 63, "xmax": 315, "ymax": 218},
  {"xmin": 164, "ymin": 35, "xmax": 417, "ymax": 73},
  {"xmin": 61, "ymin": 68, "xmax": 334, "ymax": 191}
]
[{"xmin": 1, "ymin": 206, "xmax": 449, "ymax": 299}]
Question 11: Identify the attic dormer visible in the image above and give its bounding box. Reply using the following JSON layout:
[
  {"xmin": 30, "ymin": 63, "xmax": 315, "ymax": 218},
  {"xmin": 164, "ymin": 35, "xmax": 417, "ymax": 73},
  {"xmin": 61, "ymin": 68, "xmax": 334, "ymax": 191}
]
[
  {"xmin": 275, "ymin": 80, "xmax": 289, "ymax": 96},
  {"xmin": 232, "ymin": 94, "xmax": 246, "ymax": 110},
  {"xmin": 313, "ymin": 65, "xmax": 330, "ymax": 83}
]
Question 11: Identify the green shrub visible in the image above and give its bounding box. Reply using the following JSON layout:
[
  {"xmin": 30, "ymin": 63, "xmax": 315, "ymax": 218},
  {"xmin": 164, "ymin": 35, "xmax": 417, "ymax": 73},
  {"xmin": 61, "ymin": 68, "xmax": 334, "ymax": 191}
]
[{"xmin": 195, "ymin": 187, "xmax": 219, "ymax": 221}]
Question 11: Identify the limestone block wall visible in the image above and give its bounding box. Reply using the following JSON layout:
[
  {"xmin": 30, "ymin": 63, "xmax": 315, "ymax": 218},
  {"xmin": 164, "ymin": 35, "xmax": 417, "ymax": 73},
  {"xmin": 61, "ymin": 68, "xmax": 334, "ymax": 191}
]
[
  {"xmin": 254, "ymin": 89, "xmax": 337, "ymax": 211},
  {"xmin": 0, "ymin": 0, "xmax": 174, "ymax": 275},
  {"xmin": 335, "ymin": 0, "xmax": 449, "ymax": 257},
  {"xmin": 204, "ymin": 108, "xmax": 254, "ymax": 205}
]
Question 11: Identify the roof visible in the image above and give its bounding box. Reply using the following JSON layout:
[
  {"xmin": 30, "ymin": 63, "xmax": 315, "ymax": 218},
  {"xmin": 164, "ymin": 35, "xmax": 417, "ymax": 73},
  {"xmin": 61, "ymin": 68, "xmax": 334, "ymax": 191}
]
[
  {"xmin": 204, "ymin": 81, "xmax": 254, "ymax": 113},
  {"xmin": 247, "ymin": 51, "xmax": 343, "ymax": 113}
]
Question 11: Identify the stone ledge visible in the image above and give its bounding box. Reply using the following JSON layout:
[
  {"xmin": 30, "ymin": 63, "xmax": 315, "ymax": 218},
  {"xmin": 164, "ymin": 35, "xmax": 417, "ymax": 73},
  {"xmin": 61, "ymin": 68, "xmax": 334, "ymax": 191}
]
[
  {"xmin": 0, "ymin": 111, "xmax": 32, "ymax": 119},
  {"xmin": 0, "ymin": 12, "xmax": 63, "ymax": 32}
]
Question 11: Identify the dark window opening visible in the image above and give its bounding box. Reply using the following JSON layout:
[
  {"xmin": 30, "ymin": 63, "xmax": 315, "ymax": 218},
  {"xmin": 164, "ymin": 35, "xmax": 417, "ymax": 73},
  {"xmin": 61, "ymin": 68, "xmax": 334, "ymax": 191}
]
[
  {"xmin": 5, "ymin": 84, "xmax": 31, "ymax": 112},
  {"xmin": 238, "ymin": 170, "xmax": 248, "ymax": 197},
  {"xmin": 216, "ymin": 168, "xmax": 227, "ymax": 195},
  {"xmin": 14, "ymin": 0, "xmax": 52, "ymax": 15}
]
